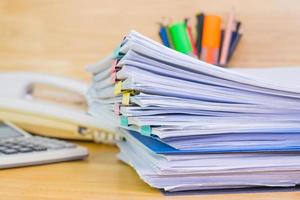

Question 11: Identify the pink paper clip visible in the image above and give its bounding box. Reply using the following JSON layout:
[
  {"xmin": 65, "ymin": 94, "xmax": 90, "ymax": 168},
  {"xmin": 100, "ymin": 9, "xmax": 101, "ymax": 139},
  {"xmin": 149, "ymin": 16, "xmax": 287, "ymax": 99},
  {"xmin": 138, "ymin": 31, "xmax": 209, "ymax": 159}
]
[
  {"xmin": 114, "ymin": 103, "xmax": 120, "ymax": 115},
  {"xmin": 111, "ymin": 71, "xmax": 116, "ymax": 83},
  {"xmin": 110, "ymin": 60, "xmax": 117, "ymax": 74}
]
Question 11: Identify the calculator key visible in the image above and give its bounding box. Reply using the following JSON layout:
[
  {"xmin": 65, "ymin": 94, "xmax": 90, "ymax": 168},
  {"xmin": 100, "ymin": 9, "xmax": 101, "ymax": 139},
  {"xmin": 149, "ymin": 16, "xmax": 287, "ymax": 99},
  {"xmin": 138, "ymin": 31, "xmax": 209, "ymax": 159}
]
[
  {"xmin": 17, "ymin": 147, "xmax": 33, "ymax": 153},
  {"xmin": 1, "ymin": 148, "xmax": 18, "ymax": 154},
  {"xmin": 32, "ymin": 146, "xmax": 47, "ymax": 151},
  {"xmin": 16, "ymin": 142, "xmax": 28, "ymax": 146},
  {"xmin": 0, "ymin": 146, "xmax": 7, "ymax": 151},
  {"xmin": 25, "ymin": 144, "xmax": 38, "ymax": 149},
  {"xmin": 12, "ymin": 145, "xmax": 23, "ymax": 149},
  {"xmin": 3, "ymin": 143, "xmax": 14, "ymax": 147},
  {"xmin": 44, "ymin": 144, "xmax": 65, "ymax": 149}
]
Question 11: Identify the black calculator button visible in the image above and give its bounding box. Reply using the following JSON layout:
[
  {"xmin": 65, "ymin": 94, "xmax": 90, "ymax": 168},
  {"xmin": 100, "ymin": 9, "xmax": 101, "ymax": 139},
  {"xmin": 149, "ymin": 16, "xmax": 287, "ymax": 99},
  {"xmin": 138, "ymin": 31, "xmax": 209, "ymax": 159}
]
[
  {"xmin": 1, "ymin": 148, "xmax": 18, "ymax": 154},
  {"xmin": 17, "ymin": 147, "xmax": 33, "ymax": 153},
  {"xmin": 32, "ymin": 146, "xmax": 47, "ymax": 151}
]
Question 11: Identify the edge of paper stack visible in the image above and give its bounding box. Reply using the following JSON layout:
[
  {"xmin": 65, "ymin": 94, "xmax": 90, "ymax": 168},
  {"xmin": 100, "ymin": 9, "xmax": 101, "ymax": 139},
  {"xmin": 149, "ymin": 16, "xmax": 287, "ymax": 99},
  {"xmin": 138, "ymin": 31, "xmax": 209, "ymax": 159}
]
[{"xmin": 86, "ymin": 30, "xmax": 300, "ymax": 192}]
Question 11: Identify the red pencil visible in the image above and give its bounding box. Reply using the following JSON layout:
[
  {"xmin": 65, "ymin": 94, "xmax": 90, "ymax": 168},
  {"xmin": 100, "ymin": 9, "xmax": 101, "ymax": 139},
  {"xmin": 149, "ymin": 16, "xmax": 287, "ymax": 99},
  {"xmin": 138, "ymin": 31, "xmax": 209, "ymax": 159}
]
[{"xmin": 185, "ymin": 19, "xmax": 198, "ymax": 57}]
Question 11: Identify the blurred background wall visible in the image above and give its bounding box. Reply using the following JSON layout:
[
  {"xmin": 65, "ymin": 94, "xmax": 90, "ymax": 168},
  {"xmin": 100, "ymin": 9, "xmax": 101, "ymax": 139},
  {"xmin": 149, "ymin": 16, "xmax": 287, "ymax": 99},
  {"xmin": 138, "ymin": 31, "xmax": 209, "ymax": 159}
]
[{"xmin": 0, "ymin": 0, "xmax": 300, "ymax": 81}]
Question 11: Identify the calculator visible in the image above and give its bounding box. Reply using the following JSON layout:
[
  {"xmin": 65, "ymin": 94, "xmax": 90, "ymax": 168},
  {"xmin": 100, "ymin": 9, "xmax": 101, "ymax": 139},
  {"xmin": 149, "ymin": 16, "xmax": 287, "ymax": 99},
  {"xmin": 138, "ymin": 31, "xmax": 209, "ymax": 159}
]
[{"xmin": 0, "ymin": 122, "xmax": 88, "ymax": 169}]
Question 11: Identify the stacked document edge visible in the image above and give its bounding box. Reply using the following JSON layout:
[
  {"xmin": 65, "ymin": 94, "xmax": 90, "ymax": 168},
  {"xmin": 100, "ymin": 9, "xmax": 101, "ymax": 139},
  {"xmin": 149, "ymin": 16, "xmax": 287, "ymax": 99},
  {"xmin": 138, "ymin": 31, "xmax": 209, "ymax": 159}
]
[{"xmin": 87, "ymin": 30, "xmax": 300, "ymax": 192}]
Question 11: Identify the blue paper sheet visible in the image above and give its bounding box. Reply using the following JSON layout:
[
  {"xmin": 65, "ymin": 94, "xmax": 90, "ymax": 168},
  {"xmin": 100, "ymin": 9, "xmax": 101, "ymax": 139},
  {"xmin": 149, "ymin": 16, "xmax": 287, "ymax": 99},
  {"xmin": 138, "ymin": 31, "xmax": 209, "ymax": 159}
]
[{"xmin": 128, "ymin": 130, "xmax": 300, "ymax": 154}]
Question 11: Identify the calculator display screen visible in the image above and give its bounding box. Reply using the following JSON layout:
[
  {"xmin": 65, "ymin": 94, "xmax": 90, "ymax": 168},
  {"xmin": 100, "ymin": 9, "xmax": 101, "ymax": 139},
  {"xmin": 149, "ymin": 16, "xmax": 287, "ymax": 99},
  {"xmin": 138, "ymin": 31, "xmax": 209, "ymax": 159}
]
[{"xmin": 0, "ymin": 123, "xmax": 24, "ymax": 139}]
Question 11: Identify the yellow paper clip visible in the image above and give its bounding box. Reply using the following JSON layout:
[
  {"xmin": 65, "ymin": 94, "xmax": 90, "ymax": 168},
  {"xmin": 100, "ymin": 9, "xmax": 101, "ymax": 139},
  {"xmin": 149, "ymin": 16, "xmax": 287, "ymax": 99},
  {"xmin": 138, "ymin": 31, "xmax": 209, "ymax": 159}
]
[
  {"xmin": 114, "ymin": 81, "xmax": 122, "ymax": 95},
  {"xmin": 122, "ymin": 92, "xmax": 130, "ymax": 105}
]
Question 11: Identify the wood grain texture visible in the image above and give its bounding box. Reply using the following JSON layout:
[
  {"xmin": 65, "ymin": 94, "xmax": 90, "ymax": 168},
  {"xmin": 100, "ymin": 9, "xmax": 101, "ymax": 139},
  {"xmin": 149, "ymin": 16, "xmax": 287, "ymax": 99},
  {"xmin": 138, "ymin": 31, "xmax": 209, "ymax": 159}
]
[{"xmin": 1, "ymin": 0, "xmax": 300, "ymax": 199}]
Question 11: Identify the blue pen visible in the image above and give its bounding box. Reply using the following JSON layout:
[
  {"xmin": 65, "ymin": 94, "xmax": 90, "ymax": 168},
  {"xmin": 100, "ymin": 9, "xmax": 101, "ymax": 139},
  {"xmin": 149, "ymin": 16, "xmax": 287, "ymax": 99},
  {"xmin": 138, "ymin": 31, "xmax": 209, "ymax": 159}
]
[
  {"xmin": 159, "ymin": 25, "xmax": 170, "ymax": 48},
  {"xmin": 227, "ymin": 33, "xmax": 242, "ymax": 61},
  {"xmin": 227, "ymin": 21, "xmax": 242, "ymax": 61}
]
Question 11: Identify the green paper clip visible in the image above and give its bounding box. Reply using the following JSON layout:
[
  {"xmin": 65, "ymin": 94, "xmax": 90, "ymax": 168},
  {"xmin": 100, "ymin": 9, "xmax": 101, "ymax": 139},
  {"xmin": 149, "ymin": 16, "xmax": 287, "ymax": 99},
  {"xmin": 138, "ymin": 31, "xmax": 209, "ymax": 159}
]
[
  {"xmin": 113, "ymin": 45, "xmax": 121, "ymax": 59},
  {"xmin": 140, "ymin": 125, "xmax": 151, "ymax": 136},
  {"xmin": 120, "ymin": 116, "xmax": 128, "ymax": 127}
]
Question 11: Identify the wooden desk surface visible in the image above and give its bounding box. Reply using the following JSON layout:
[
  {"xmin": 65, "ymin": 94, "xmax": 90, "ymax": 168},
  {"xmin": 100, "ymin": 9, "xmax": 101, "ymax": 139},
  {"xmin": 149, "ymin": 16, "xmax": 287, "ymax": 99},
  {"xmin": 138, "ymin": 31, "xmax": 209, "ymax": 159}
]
[{"xmin": 1, "ymin": 0, "xmax": 300, "ymax": 199}]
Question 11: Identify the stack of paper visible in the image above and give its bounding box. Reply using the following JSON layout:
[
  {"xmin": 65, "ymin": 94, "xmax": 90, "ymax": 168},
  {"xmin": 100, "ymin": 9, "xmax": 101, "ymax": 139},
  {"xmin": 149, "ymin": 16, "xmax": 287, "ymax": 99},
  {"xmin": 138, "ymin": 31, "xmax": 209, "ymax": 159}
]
[{"xmin": 87, "ymin": 30, "xmax": 300, "ymax": 192}]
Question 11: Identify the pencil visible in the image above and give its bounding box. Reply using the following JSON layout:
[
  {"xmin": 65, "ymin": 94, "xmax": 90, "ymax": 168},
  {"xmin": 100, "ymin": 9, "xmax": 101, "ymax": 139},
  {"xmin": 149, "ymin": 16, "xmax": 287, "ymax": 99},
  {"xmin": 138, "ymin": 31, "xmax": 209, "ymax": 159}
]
[
  {"xmin": 185, "ymin": 18, "xmax": 198, "ymax": 57},
  {"xmin": 219, "ymin": 10, "xmax": 235, "ymax": 66}
]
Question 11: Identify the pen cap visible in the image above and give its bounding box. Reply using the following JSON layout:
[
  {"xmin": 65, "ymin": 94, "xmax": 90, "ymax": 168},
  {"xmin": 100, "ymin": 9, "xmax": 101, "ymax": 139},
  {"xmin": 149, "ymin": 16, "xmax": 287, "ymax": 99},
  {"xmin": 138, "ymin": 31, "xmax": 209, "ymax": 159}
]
[
  {"xmin": 202, "ymin": 15, "xmax": 221, "ymax": 48},
  {"xmin": 169, "ymin": 22, "xmax": 192, "ymax": 54}
]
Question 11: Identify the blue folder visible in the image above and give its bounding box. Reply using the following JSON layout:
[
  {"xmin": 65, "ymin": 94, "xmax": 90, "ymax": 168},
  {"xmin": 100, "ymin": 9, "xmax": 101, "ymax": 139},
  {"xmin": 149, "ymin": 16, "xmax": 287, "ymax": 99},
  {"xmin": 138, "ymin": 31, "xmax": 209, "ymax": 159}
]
[{"xmin": 128, "ymin": 130, "xmax": 300, "ymax": 154}]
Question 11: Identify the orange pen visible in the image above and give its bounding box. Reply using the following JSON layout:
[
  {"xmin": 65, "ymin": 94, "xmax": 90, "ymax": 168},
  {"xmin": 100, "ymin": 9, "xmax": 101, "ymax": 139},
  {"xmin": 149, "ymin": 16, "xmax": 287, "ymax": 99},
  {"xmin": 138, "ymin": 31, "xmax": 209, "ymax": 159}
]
[{"xmin": 200, "ymin": 15, "xmax": 222, "ymax": 65}]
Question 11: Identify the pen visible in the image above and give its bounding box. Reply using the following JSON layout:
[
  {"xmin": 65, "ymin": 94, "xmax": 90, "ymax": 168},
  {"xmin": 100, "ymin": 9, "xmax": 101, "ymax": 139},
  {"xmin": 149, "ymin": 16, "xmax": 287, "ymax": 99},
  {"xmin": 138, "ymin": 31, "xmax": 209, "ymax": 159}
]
[
  {"xmin": 195, "ymin": 13, "xmax": 205, "ymax": 57},
  {"xmin": 200, "ymin": 15, "xmax": 222, "ymax": 65},
  {"xmin": 169, "ymin": 21, "xmax": 193, "ymax": 55},
  {"xmin": 166, "ymin": 25, "xmax": 175, "ymax": 49},
  {"xmin": 159, "ymin": 24, "xmax": 170, "ymax": 48},
  {"xmin": 227, "ymin": 32, "xmax": 242, "ymax": 62},
  {"xmin": 219, "ymin": 9, "xmax": 235, "ymax": 66},
  {"xmin": 218, "ymin": 29, "xmax": 224, "ymax": 64}
]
